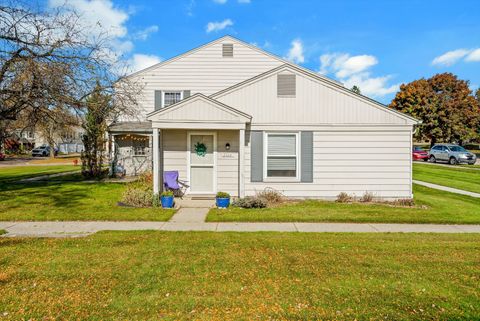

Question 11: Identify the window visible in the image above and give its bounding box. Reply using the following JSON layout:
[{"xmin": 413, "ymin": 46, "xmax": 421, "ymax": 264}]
[
  {"xmin": 277, "ymin": 74, "xmax": 296, "ymax": 96},
  {"xmin": 265, "ymin": 133, "xmax": 299, "ymax": 179},
  {"xmin": 222, "ymin": 43, "xmax": 233, "ymax": 57},
  {"xmin": 163, "ymin": 91, "xmax": 183, "ymax": 107}
]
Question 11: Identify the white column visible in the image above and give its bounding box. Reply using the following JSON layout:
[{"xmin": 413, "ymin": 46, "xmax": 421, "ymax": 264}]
[
  {"xmin": 239, "ymin": 128, "xmax": 245, "ymax": 198},
  {"xmin": 152, "ymin": 128, "xmax": 160, "ymax": 195},
  {"xmin": 111, "ymin": 135, "xmax": 116, "ymax": 159}
]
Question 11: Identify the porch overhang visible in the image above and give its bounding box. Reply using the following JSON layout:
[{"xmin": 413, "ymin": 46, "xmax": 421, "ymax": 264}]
[{"xmin": 146, "ymin": 93, "xmax": 251, "ymax": 130}]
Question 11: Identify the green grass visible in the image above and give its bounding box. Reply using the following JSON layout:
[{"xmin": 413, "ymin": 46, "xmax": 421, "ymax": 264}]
[
  {"xmin": 208, "ymin": 184, "xmax": 480, "ymax": 224},
  {"xmin": 0, "ymin": 165, "xmax": 78, "ymax": 182},
  {"xmin": 0, "ymin": 230, "xmax": 5, "ymax": 235},
  {"xmin": 0, "ymin": 180, "xmax": 175, "ymax": 221},
  {"xmin": 413, "ymin": 163, "xmax": 480, "ymax": 193},
  {"xmin": 0, "ymin": 232, "xmax": 478, "ymax": 320}
]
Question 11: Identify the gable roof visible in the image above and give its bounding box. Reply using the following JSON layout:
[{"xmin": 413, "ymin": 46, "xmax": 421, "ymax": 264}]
[
  {"xmin": 211, "ymin": 64, "xmax": 420, "ymax": 125},
  {"xmin": 146, "ymin": 93, "xmax": 251, "ymax": 123},
  {"xmin": 126, "ymin": 35, "xmax": 340, "ymax": 85}
]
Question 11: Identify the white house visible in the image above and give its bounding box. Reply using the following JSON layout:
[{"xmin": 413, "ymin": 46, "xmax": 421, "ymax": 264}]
[{"xmin": 109, "ymin": 36, "xmax": 419, "ymax": 199}]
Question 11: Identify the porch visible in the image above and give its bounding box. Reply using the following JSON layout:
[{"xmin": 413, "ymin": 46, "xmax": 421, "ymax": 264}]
[{"xmin": 147, "ymin": 94, "xmax": 252, "ymax": 198}]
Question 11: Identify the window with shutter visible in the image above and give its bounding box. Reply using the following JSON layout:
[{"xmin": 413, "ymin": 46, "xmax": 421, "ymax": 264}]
[
  {"xmin": 264, "ymin": 133, "xmax": 299, "ymax": 179},
  {"xmin": 222, "ymin": 44, "xmax": 233, "ymax": 57},
  {"xmin": 277, "ymin": 74, "xmax": 296, "ymax": 96}
]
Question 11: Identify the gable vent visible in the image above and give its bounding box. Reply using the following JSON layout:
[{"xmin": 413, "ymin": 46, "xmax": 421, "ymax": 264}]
[
  {"xmin": 277, "ymin": 74, "xmax": 296, "ymax": 96},
  {"xmin": 222, "ymin": 43, "xmax": 233, "ymax": 57}
]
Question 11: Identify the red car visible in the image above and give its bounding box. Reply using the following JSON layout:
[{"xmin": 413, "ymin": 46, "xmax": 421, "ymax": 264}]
[
  {"xmin": 412, "ymin": 147, "xmax": 428, "ymax": 161},
  {"xmin": 0, "ymin": 152, "xmax": 5, "ymax": 161}
]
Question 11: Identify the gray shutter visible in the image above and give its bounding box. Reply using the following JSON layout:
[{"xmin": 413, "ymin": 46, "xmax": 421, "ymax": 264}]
[
  {"xmin": 154, "ymin": 90, "xmax": 162, "ymax": 110},
  {"xmin": 250, "ymin": 131, "xmax": 263, "ymax": 182},
  {"xmin": 277, "ymin": 74, "xmax": 296, "ymax": 96},
  {"xmin": 301, "ymin": 131, "xmax": 313, "ymax": 182},
  {"xmin": 183, "ymin": 90, "xmax": 191, "ymax": 99}
]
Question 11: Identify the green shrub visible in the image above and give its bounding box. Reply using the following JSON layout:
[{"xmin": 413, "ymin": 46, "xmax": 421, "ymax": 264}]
[
  {"xmin": 120, "ymin": 172, "xmax": 155, "ymax": 207},
  {"xmin": 216, "ymin": 191, "xmax": 230, "ymax": 198},
  {"xmin": 161, "ymin": 190, "xmax": 174, "ymax": 197},
  {"xmin": 232, "ymin": 196, "xmax": 267, "ymax": 209},
  {"xmin": 121, "ymin": 186, "xmax": 155, "ymax": 207}
]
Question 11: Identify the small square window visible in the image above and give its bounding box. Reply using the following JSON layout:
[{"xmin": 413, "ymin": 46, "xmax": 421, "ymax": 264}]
[{"xmin": 163, "ymin": 91, "xmax": 183, "ymax": 107}]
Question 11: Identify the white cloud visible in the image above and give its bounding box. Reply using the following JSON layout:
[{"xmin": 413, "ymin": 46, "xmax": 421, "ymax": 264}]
[
  {"xmin": 431, "ymin": 49, "xmax": 470, "ymax": 66},
  {"xmin": 465, "ymin": 48, "xmax": 480, "ymax": 62},
  {"xmin": 135, "ymin": 25, "xmax": 159, "ymax": 41},
  {"xmin": 285, "ymin": 39, "xmax": 304, "ymax": 64},
  {"xmin": 341, "ymin": 73, "xmax": 399, "ymax": 97},
  {"xmin": 319, "ymin": 52, "xmax": 399, "ymax": 98},
  {"xmin": 206, "ymin": 19, "xmax": 233, "ymax": 33},
  {"xmin": 127, "ymin": 54, "xmax": 162, "ymax": 73},
  {"xmin": 49, "ymin": 0, "xmax": 129, "ymax": 38},
  {"xmin": 48, "ymin": 0, "xmax": 132, "ymax": 58},
  {"xmin": 212, "ymin": 0, "xmax": 227, "ymax": 3}
]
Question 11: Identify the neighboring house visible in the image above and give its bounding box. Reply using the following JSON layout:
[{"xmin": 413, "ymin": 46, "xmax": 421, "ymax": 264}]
[
  {"xmin": 33, "ymin": 126, "xmax": 85, "ymax": 154},
  {"xmin": 109, "ymin": 36, "xmax": 419, "ymax": 199}
]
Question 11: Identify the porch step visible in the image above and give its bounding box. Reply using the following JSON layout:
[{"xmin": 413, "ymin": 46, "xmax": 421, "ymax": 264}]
[{"xmin": 175, "ymin": 198, "xmax": 215, "ymax": 208}]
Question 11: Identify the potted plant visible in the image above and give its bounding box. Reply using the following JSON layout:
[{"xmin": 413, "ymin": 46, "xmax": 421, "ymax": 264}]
[
  {"xmin": 216, "ymin": 191, "xmax": 231, "ymax": 208},
  {"xmin": 160, "ymin": 190, "xmax": 174, "ymax": 208}
]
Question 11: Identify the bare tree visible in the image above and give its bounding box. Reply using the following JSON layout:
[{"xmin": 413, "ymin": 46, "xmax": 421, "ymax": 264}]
[{"xmin": 0, "ymin": 1, "xmax": 141, "ymax": 154}]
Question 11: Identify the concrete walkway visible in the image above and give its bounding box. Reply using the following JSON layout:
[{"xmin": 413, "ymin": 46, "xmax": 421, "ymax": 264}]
[
  {"xmin": 1, "ymin": 221, "xmax": 480, "ymax": 238},
  {"xmin": 413, "ymin": 180, "xmax": 480, "ymax": 198}
]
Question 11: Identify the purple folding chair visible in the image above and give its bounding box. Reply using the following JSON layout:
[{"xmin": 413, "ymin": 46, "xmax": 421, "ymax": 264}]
[{"xmin": 163, "ymin": 171, "xmax": 188, "ymax": 197}]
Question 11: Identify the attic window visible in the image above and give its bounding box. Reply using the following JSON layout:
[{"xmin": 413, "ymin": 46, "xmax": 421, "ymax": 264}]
[
  {"xmin": 222, "ymin": 44, "xmax": 233, "ymax": 57},
  {"xmin": 277, "ymin": 74, "xmax": 296, "ymax": 96}
]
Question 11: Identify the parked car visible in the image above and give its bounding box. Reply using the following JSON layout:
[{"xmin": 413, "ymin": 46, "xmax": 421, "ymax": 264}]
[
  {"xmin": 412, "ymin": 147, "xmax": 429, "ymax": 161},
  {"xmin": 0, "ymin": 152, "xmax": 5, "ymax": 161},
  {"xmin": 428, "ymin": 144, "xmax": 476, "ymax": 165},
  {"xmin": 31, "ymin": 145, "xmax": 58, "ymax": 157}
]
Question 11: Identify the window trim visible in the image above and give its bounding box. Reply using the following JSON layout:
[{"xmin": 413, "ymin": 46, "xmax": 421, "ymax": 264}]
[
  {"xmin": 161, "ymin": 91, "xmax": 183, "ymax": 107},
  {"xmin": 263, "ymin": 131, "xmax": 301, "ymax": 182}
]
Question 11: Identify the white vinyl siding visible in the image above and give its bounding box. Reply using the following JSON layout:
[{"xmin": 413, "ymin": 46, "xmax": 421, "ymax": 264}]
[
  {"xmin": 245, "ymin": 128, "xmax": 413, "ymax": 199},
  {"xmin": 215, "ymin": 68, "xmax": 411, "ymax": 125},
  {"xmin": 264, "ymin": 133, "xmax": 299, "ymax": 179},
  {"xmin": 126, "ymin": 40, "xmax": 283, "ymax": 119}
]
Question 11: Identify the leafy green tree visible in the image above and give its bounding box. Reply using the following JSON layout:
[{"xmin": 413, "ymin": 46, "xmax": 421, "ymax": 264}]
[
  {"xmin": 81, "ymin": 83, "xmax": 111, "ymax": 178},
  {"xmin": 351, "ymin": 85, "xmax": 361, "ymax": 94},
  {"xmin": 389, "ymin": 73, "xmax": 480, "ymax": 146}
]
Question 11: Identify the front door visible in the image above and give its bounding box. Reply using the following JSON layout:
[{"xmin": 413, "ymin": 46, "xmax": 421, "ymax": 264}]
[{"xmin": 188, "ymin": 133, "xmax": 216, "ymax": 194}]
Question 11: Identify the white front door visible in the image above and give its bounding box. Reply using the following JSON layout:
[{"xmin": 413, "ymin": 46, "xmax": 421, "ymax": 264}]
[{"xmin": 188, "ymin": 133, "xmax": 216, "ymax": 194}]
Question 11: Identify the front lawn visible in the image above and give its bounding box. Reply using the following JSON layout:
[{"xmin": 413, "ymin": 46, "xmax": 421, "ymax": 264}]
[
  {"xmin": 413, "ymin": 163, "xmax": 480, "ymax": 193},
  {"xmin": 0, "ymin": 165, "xmax": 78, "ymax": 182},
  {"xmin": 208, "ymin": 184, "xmax": 480, "ymax": 224},
  {"xmin": 0, "ymin": 232, "xmax": 478, "ymax": 320},
  {"xmin": 0, "ymin": 180, "xmax": 175, "ymax": 221}
]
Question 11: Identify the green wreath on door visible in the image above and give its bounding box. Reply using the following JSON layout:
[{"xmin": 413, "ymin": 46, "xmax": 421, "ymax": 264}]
[{"xmin": 194, "ymin": 142, "xmax": 207, "ymax": 157}]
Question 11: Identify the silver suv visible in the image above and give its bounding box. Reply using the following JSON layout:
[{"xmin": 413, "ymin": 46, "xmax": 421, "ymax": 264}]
[{"xmin": 429, "ymin": 144, "xmax": 476, "ymax": 165}]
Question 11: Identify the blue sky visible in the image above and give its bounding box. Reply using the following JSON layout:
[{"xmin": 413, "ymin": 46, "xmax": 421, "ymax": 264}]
[{"xmin": 46, "ymin": 0, "xmax": 480, "ymax": 103}]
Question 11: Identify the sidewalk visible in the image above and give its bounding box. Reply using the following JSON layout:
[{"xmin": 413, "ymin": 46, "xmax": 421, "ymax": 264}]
[
  {"xmin": 1, "ymin": 221, "xmax": 479, "ymax": 238},
  {"xmin": 413, "ymin": 180, "xmax": 480, "ymax": 198}
]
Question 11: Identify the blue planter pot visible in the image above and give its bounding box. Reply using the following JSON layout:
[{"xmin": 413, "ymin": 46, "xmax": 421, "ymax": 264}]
[
  {"xmin": 216, "ymin": 197, "xmax": 230, "ymax": 208},
  {"xmin": 161, "ymin": 196, "xmax": 174, "ymax": 208}
]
